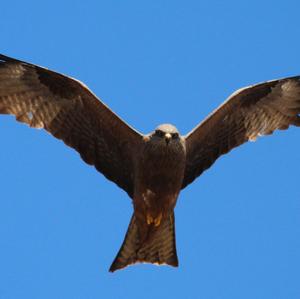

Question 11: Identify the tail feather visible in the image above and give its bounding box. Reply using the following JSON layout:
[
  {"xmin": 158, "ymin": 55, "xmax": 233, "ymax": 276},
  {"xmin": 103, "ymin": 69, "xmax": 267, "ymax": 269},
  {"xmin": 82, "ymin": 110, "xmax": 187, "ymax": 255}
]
[{"xmin": 109, "ymin": 212, "xmax": 178, "ymax": 272}]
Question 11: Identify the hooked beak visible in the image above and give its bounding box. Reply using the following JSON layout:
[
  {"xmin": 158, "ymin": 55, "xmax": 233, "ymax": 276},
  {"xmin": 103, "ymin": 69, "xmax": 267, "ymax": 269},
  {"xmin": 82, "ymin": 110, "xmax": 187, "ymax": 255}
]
[{"xmin": 165, "ymin": 133, "xmax": 172, "ymax": 145}]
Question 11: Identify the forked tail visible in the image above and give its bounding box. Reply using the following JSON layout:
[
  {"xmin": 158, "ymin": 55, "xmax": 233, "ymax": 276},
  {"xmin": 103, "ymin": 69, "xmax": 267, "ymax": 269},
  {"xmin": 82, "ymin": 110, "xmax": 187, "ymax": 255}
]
[{"xmin": 109, "ymin": 212, "xmax": 178, "ymax": 272}]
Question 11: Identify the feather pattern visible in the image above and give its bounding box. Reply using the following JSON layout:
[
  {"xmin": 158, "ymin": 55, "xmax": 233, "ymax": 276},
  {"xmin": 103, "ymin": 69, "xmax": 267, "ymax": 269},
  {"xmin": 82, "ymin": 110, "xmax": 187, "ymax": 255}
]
[
  {"xmin": 109, "ymin": 213, "xmax": 178, "ymax": 272},
  {"xmin": 182, "ymin": 77, "xmax": 300, "ymax": 189},
  {"xmin": 0, "ymin": 54, "xmax": 143, "ymax": 197}
]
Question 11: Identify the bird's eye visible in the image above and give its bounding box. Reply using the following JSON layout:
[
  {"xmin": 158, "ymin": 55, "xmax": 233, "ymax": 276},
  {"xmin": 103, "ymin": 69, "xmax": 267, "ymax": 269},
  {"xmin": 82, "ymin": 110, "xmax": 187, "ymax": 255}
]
[
  {"xmin": 155, "ymin": 130, "xmax": 164, "ymax": 137},
  {"xmin": 172, "ymin": 133, "xmax": 179, "ymax": 139}
]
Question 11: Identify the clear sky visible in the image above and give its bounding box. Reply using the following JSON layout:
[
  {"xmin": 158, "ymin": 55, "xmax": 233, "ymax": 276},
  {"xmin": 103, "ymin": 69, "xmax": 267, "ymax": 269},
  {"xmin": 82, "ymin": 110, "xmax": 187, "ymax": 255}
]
[{"xmin": 0, "ymin": 1, "xmax": 299, "ymax": 298}]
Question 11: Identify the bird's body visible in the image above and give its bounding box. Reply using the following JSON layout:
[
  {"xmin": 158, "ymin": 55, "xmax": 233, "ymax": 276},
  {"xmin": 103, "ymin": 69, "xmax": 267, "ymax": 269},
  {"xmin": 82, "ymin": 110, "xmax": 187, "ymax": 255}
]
[
  {"xmin": 0, "ymin": 54, "xmax": 299, "ymax": 272},
  {"xmin": 135, "ymin": 125, "xmax": 186, "ymax": 227},
  {"xmin": 110, "ymin": 125, "xmax": 186, "ymax": 271}
]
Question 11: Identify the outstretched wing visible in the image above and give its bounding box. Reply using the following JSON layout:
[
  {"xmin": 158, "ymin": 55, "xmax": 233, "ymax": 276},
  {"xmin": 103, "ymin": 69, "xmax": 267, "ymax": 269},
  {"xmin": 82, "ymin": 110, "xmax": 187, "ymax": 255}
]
[
  {"xmin": 0, "ymin": 54, "xmax": 143, "ymax": 197},
  {"xmin": 182, "ymin": 76, "xmax": 300, "ymax": 189}
]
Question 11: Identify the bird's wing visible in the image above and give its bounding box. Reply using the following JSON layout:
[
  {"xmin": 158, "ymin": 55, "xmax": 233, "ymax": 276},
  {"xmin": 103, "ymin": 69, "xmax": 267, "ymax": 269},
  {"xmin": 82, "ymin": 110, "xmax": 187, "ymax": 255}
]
[
  {"xmin": 182, "ymin": 76, "xmax": 300, "ymax": 189},
  {"xmin": 0, "ymin": 54, "xmax": 143, "ymax": 198}
]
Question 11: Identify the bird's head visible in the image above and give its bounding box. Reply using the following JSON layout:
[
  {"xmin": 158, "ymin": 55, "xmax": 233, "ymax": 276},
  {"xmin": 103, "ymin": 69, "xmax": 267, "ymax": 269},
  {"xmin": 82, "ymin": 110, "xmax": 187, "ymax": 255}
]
[{"xmin": 150, "ymin": 124, "xmax": 181, "ymax": 146}]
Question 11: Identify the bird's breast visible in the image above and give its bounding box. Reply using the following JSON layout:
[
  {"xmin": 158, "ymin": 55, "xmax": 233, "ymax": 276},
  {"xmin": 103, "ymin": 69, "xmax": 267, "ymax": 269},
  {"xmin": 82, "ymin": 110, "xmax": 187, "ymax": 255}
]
[
  {"xmin": 132, "ymin": 141, "xmax": 186, "ymax": 228},
  {"xmin": 134, "ymin": 140, "xmax": 186, "ymax": 201}
]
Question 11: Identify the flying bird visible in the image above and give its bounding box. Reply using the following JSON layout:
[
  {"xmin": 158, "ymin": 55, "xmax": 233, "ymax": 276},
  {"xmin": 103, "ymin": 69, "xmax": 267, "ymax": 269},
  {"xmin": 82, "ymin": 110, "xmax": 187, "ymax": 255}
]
[{"xmin": 0, "ymin": 54, "xmax": 299, "ymax": 272}]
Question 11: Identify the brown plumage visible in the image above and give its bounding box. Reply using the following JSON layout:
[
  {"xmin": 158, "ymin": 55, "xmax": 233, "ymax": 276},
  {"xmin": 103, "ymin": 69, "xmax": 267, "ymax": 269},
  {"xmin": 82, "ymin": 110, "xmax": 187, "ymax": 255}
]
[{"xmin": 0, "ymin": 54, "xmax": 299, "ymax": 272}]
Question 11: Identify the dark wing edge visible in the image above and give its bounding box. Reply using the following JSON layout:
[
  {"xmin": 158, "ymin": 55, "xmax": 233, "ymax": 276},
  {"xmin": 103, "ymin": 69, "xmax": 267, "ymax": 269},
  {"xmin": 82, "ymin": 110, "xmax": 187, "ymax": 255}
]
[
  {"xmin": 0, "ymin": 54, "xmax": 143, "ymax": 197},
  {"xmin": 182, "ymin": 76, "xmax": 300, "ymax": 189}
]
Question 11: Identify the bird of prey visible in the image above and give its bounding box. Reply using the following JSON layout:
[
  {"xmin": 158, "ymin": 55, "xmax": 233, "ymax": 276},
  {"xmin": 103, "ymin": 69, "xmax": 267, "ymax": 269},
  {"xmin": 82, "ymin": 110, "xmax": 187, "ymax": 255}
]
[{"xmin": 0, "ymin": 54, "xmax": 299, "ymax": 272}]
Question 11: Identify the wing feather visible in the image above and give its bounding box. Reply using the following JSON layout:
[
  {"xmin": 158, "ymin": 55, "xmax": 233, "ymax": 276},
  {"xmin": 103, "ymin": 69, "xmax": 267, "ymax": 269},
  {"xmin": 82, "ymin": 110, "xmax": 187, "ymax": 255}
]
[
  {"xmin": 182, "ymin": 77, "xmax": 300, "ymax": 189},
  {"xmin": 0, "ymin": 54, "xmax": 143, "ymax": 197}
]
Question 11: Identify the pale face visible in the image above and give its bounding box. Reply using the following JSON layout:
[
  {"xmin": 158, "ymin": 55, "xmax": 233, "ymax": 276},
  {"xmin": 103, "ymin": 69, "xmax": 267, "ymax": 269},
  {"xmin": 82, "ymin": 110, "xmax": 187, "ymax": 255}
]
[{"xmin": 151, "ymin": 124, "xmax": 181, "ymax": 146}]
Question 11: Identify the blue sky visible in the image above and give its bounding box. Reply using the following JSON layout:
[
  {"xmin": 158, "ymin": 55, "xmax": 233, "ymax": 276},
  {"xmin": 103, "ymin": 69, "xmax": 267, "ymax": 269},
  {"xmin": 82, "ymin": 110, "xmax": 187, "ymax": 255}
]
[{"xmin": 0, "ymin": 1, "xmax": 299, "ymax": 298}]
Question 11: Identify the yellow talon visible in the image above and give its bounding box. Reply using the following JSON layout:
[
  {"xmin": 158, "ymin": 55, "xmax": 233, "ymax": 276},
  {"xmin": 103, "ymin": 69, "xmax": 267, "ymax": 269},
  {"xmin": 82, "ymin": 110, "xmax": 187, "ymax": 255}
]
[
  {"xmin": 147, "ymin": 214, "xmax": 153, "ymax": 225},
  {"xmin": 146, "ymin": 213, "xmax": 163, "ymax": 226},
  {"xmin": 154, "ymin": 213, "xmax": 162, "ymax": 227}
]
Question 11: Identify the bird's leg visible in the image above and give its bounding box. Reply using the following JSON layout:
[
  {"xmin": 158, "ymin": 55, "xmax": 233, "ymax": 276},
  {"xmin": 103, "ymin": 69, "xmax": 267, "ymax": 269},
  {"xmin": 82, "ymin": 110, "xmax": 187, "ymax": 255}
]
[
  {"xmin": 146, "ymin": 214, "xmax": 154, "ymax": 225},
  {"xmin": 146, "ymin": 212, "xmax": 162, "ymax": 226},
  {"xmin": 154, "ymin": 212, "xmax": 162, "ymax": 227}
]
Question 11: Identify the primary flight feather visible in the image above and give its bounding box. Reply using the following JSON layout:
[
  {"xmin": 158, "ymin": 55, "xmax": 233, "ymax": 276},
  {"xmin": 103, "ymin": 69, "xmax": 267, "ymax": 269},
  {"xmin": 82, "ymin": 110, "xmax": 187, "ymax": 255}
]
[{"xmin": 0, "ymin": 54, "xmax": 299, "ymax": 272}]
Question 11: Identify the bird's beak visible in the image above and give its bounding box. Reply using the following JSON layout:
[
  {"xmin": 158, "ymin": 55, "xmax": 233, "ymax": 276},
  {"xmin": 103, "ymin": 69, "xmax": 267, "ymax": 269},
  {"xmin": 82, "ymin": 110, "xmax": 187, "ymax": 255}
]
[{"xmin": 165, "ymin": 133, "xmax": 172, "ymax": 144}]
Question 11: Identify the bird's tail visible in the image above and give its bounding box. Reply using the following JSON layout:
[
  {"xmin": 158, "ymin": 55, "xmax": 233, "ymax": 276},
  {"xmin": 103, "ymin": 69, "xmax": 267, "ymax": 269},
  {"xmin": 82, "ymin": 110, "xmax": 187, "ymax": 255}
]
[{"xmin": 109, "ymin": 212, "xmax": 178, "ymax": 272}]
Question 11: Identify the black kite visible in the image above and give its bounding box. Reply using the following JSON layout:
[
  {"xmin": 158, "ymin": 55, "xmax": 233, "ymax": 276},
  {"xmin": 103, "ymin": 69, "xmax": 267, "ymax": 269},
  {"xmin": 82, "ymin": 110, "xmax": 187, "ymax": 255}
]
[{"xmin": 0, "ymin": 54, "xmax": 299, "ymax": 271}]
